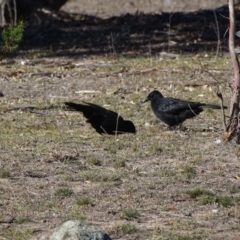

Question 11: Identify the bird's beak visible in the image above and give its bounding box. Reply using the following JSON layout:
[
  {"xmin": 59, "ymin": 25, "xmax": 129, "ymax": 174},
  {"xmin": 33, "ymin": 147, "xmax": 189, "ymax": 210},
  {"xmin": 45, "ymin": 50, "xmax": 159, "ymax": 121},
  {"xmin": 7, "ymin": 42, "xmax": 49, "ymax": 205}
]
[{"xmin": 141, "ymin": 97, "xmax": 149, "ymax": 103}]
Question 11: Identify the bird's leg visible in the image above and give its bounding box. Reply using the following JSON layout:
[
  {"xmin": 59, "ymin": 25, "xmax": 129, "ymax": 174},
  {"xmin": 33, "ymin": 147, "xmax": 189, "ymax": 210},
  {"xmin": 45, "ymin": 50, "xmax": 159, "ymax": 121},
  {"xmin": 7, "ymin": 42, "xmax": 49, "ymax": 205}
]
[
  {"xmin": 173, "ymin": 124, "xmax": 189, "ymax": 137},
  {"xmin": 174, "ymin": 128, "xmax": 185, "ymax": 137},
  {"xmin": 168, "ymin": 124, "xmax": 184, "ymax": 131},
  {"xmin": 177, "ymin": 123, "xmax": 188, "ymax": 131},
  {"xmin": 177, "ymin": 124, "xmax": 182, "ymax": 130}
]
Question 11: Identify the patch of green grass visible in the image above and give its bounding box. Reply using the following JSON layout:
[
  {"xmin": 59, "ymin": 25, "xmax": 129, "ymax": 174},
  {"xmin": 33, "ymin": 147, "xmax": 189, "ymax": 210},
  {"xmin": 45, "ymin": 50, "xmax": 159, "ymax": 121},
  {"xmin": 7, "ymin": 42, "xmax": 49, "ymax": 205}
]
[
  {"xmin": 147, "ymin": 183, "xmax": 157, "ymax": 190},
  {"xmin": 121, "ymin": 223, "xmax": 138, "ymax": 234},
  {"xmin": 108, "ymin": 142, "xmax": 125, "ymax": 154},
  {"xmin": 81, "ymin": 169, "xmax": 122, "ymax": 182},
  {"xmin": 181, "ymin": 165, "xmax": 196, "ymax": 180},
  {"xmin": 186, "ymin": 188, "xmax": 236, "ymax": 207},
  {"xmin": 147, "ymin": 145, "xmax": 163, "ymax": 155},
  {"xmin": 87, "ymin": 156, "xmax": 102, "ymax": 166},
  {"xmin": 64, "ymin": 155, "xmax": 80, "ymax": 163},
  {"xmin": 125, "ymin": 186, "xmax": 138, "ymax": 194},
  {"xmin": 155, "ymin": 169, "xmax": 177, "ymax": 177},
  {"xmin": 15, "ymin": 217, "xmax": 31, "ymax": 224},
  {"xmin": 186, "ymin": 219, "xmax": 199, "ymax": 227},
  {"xmin": 46, "ymin": 201, "xmax": 55, "ymax": 209},
  {"xmin": 76, "ymin": 197, "xmax": 92, "ymax": 206},
  {"xmin": 122, "ymin": 208, "xmax": 140, "ymax": 219},
  {"xmin": 63, "ymin": 175, "xmax": 75, "ymax": 182},
  {"xmin": 55, "ymin": 188, "xmax": 73, "ymax": 197},
  {"xmin": 150, "ymin": 228, "xmax": 211, "ymax": 240},
  {"xmin": 114, "ymin": 158, "xmax": 126, "ymax": 168},
  {"xmin": 75, "ymin": 214, "xmax": 87, "ymax": 221},
  {"xmin": 3, "ymin": 229, "xmax": 33, "ymax": 240},
  {"xmin": 0, "ymin": 169, "xmax": 11, "ymax": 178},
  {"xmin": 215, "ymin": 196, "xmax": 234, "ymax": 207},
  {"xmin": 199, "ymin": 195, "xmax": 216, "ymax": 205},
  {"xmin": 187, "ymin": 188, "xmax": 215, "ymax": 205},
  {"xmin": 68, "ymin": 209, "xmax": 87, "ymax": 221},
  {"xmin": 186, "ymin": 188, "xmax": 214, "ymax": 198},
  {"xmin": 228, "ymin": 185, "xmax": 240, "ymax": 194},
  {"xmin": 78, "ymin": 163, "xmax": 88, "ymax": 171}
]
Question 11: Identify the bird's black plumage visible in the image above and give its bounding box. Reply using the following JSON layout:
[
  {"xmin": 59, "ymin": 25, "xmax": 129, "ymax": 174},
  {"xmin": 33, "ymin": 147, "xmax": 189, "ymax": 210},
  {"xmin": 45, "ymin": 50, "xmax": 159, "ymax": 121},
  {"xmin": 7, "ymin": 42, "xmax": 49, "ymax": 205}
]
[
  {"xmin": 64, "ymin": 101, "xmax": 136, "ymax": 135},
  {"xmin": 143, "ymin": 90, "xmax": 226, "ymax": 127}
]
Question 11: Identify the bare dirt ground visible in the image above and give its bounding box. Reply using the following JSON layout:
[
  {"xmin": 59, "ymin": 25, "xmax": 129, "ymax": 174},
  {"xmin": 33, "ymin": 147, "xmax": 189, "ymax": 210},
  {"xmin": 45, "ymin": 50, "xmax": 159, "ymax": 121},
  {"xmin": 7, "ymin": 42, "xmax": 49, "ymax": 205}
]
[{"xmin": 1, "ymin": 1, "xmax": 240, "ymax": 240}]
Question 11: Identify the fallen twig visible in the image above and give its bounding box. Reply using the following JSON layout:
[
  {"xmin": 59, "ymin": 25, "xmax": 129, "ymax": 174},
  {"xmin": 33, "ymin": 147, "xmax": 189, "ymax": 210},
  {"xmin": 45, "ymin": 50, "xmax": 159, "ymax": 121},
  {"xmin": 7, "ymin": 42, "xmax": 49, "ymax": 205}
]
[{"xmin": 216, "ymin": 90, "xmax": 227, "ymax": 132}]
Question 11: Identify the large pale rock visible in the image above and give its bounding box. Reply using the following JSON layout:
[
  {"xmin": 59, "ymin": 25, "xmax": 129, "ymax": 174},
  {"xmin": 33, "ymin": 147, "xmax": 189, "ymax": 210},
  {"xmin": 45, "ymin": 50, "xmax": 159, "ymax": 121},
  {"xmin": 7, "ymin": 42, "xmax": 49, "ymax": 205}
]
[{"xmin": 50, "ymin": 220, "xmax": 112, "ymax": 240}]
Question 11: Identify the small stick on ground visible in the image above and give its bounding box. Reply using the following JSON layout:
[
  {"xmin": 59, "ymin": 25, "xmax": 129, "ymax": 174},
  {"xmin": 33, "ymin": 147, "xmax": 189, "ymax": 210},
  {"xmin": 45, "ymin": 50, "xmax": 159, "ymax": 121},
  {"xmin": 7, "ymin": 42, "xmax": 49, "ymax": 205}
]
[{"xmin": 216, "ymin": 90, "xmax": 227, "ymax": 132}]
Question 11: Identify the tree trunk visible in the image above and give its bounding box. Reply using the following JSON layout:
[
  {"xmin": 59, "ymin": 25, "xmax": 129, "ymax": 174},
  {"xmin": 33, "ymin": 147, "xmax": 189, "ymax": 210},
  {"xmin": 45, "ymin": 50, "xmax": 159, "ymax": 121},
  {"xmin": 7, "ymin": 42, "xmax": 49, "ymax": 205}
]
[{"xmin": 224, "ymin": 0, "xmax": 240, "ymax": 142}]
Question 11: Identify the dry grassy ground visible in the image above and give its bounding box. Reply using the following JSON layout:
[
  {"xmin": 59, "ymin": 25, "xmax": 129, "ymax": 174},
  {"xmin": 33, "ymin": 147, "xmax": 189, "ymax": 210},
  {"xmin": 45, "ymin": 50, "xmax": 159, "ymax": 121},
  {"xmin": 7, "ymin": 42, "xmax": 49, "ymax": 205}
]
[
  {"xmin": 0, "ymin": 54, "xmax": 240, "ymax": 240},
  {"xmin": 1, "ymin": 1, "xmax": 240, "ymax": 239}
]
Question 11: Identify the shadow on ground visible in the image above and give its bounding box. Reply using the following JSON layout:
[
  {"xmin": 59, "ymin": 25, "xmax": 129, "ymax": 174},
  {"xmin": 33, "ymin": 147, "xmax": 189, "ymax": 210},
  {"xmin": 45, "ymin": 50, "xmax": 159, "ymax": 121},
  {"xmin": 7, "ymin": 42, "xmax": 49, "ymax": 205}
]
[{"xmin": 12, "ymin": 5, "xmax": 240, "ymax": 57}]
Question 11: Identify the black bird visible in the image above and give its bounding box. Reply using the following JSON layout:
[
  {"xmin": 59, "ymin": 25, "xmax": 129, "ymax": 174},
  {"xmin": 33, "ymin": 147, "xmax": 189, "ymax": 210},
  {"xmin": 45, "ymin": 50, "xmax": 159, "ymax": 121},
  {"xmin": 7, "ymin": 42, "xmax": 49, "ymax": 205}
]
[
  {"xmin": 64, "ymin": 101, "xmax": 136, "ymax": 135},
  {"xmin": 142, "ymin": 90, "xmax": 226, "ymax": 127}
]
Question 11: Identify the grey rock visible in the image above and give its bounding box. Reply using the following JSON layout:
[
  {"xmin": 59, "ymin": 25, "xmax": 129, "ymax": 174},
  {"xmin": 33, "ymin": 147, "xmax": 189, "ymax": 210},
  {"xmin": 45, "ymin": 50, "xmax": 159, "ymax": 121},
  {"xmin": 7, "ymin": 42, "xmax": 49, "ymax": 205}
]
[{"xmin": 50, "ymin": 220, "xmax": 112, "ymax": 240}]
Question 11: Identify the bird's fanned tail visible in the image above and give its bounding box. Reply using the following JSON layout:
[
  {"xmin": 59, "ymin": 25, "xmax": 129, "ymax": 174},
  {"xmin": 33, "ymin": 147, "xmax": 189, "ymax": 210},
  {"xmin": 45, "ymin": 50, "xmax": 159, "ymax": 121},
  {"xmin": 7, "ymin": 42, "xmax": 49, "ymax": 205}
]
[{"xmin": 64, "ymin": 102, "xmax": 86, "ymax": 111}]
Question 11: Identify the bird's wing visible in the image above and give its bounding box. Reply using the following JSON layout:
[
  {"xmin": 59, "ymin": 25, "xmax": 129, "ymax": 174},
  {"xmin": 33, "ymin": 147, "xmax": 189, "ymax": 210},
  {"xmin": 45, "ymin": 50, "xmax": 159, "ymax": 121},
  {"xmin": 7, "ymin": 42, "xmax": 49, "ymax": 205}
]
[
  {"xmin": 159, "ymin": 98, "xmax": 201, "ymax": 114},
  {"xmin": 86, "ymin": 112, "xmax": 107, "ymax": 134},
  {"xmin": 65, "ymin": 102, "xmax": 96, "ymax": 119},
  {"xmin": 83, "ymin": 102, "xmax": 125, "ymax": 134},
  {"xmin": 83, "ymin": 101, "xmax": 124, "ymax": 122}
]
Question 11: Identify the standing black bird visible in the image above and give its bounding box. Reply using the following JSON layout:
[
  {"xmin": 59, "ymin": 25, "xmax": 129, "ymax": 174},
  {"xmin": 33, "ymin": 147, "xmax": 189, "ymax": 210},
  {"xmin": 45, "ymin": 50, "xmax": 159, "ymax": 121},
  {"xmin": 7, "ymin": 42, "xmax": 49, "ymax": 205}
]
[
  {"xmin": 142, "ymin": 90, "xmax": 226, "ymax": 127},
  {"xmin": 64, "ymin": 101, "xmax": 136, "ymax": 135}
]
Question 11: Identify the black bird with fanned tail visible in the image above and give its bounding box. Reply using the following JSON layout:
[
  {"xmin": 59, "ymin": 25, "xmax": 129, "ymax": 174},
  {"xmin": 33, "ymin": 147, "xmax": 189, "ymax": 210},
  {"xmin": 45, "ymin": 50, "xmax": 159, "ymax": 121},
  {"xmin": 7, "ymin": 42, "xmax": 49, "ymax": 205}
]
[
  {"xmin": 142, "ymin": 90, "xmax": 227, "ymax": 127},
  {"xmin": 64, "ymin": 101, "xmax": 136, "ymax": 135}
]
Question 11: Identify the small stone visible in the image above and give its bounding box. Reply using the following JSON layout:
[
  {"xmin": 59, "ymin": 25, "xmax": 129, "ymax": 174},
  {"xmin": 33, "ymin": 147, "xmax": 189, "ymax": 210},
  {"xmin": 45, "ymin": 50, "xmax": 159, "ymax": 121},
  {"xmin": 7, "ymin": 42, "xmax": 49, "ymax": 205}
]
[{"xmin": 144, "ymin": 122, "xmax": 150, "ymax": 127}]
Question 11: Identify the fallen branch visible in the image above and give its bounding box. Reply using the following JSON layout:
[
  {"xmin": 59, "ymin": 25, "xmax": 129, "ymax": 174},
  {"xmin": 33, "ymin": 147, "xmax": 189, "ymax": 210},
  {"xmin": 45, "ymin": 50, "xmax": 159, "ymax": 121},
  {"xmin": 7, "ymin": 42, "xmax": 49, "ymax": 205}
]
[{"xmin": 216, "ymin": 90, "xmax": 227, "ymax": 132}]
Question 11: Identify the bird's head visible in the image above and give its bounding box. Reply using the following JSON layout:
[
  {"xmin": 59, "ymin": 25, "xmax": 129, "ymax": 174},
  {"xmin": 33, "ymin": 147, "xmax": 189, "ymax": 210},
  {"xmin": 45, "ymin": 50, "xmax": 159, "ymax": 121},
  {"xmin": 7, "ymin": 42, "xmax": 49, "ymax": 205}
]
[
  {"xmin": 125, "ymin": 121, "xmax": 136, "ymax": 133},
  {"xmin": 141, "ymin": 90, "xmax": 164, "ymax": 103}
]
